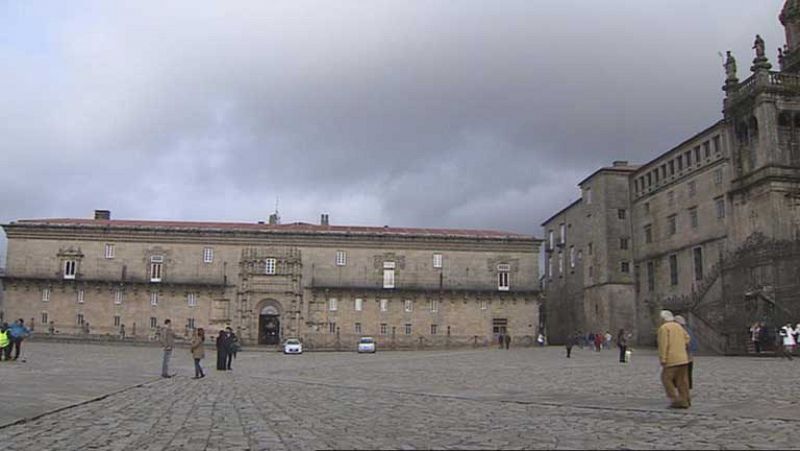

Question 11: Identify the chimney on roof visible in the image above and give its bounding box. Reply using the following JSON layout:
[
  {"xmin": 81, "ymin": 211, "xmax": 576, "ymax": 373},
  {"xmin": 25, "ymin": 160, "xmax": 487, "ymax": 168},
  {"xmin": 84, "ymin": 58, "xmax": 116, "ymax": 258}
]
[
  {"xmin": 320, "ymin": 213, "xmax": 329, "ymax": 226},
  {"xmin": 612, "ymin": 160, "xmax": 629, "ymax": 167},
  {"xmin": 94, "ymin": 210, "xmax": 111, "ymax": 220}
]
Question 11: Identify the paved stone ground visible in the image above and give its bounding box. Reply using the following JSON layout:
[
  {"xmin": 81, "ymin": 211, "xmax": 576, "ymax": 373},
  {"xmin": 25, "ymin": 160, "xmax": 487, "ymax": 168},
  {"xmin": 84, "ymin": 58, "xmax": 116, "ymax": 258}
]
[{"xmin": 0, "ymin": 342, "xmax": 799, "ymax": 450}]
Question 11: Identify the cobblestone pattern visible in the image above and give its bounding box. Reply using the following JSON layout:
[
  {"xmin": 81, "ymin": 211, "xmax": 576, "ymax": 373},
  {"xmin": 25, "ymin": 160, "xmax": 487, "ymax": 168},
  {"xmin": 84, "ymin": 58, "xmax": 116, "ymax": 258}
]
[{"xmin": 1, "ymin": 343, "xmax": 799, "ymax": 449}]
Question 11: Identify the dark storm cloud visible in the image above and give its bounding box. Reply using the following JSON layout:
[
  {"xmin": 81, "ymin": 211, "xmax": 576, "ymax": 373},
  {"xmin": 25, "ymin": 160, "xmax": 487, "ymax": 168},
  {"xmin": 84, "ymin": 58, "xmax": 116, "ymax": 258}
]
[{"xmin": 0, "ymin": 0, "xmax": 787, "ymax": 263}]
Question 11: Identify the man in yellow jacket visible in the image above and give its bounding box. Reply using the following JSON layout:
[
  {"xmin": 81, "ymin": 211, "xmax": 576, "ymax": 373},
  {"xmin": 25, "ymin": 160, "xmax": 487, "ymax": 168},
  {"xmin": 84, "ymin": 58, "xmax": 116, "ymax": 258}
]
[{"xmin": 657, "ymin": 310, "xmax": 691, "ymax": 409}]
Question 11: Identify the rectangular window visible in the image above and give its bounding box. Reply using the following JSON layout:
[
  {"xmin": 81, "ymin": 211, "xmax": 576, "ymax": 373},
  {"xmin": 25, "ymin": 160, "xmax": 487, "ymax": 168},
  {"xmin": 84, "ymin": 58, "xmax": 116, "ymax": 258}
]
[
  {"xmin": 548, "ymin": 230, "xmax": 554, "ymax": 250},
  {"xmin": 64, "ymin": 260, "xmax": 77, "ymax": 280},
  {"xmin": 480, "ymin": 299, "xmax": 488, "ymax": 310},
  {"xmin": 588, "ymin": 242, "xmax": 593, "ymax": 255},
  {"xmin": 714, "ymin": 168, "xmax": 723, "ymax": 186},
  {"xmin": 404, "ymin": 323, "xmax": 412, "ymax": 335},
  {"xmin": 380, "ymin": 299, "xmax": 388, "ymax": 312},
  {"xmin": 114, "ymin": 290, "xmax": 123, "ymax": 305},
  {"xmin": 76, "ymin": 313, "xmax": 85, "ymax": 325},
  {"xmin": 713, "ymin": 135, "xmax": 721, "ymax": 153},
  {"xmin": 677, "ymin": 156, "xmax": 683, "ymax": 171},
  {"xmin": 265, "ymin": 258, "xmax": 276, "ymax": 275},
  {"xmin": 354, "ymin": 322, "xmax": 362, "ymax": 334},
  {"xmin": 621, "ymin": 261, "xmax": 630, "ymax": 273},
  {"xmin": 77, "ymin": 289, "xmax": 85, "ymax": 304},
  {"xmin": 647, "ymin": 261, "xmax": 655, "ymax": 292},
  {"xmin": 354, "ymin": 298, "xmax": 363, "ymax": 312},
  {"xmin": 150, "ymin": 262, "xmax": 163, "ymax": 283},
  {"xmin": 693, "ymin": 247, "xmax": 704, "ymax": 281},
  {"xmin": 661, "ymin": 165, "xmax": 667, "ymax": 179},
  {"xmin": 569, "ymin": 246, "xmax": 576, "ymax": 268},
  {"xmin": 432, "ymin": 253, "xmax": 443, "ymax": 269},
  {"xmin": 41, "ymin": 312, "xmax": 48, "ymax": 325},
  {"xmin": 380, "ymin": 323, "xmax": 387, "ymax": 335},
  {"xmin": 689, "ymin": 207, "xmax": 699, "ymax": 229},
  {"xmin": 704, "ymin": 141, "xmax": 711, "ymax": 159},
  {"xmin": 187, "ymin": 318, "xmax": 195, "ymax": 329},
  {"xmin": 620, "ymin": 238, "xmax": 629, "ymax": 250},
  {"xmin": 688, "ymin": 180, "xmax": 696, "ymax": 197},
  {"xmin": 559, "ymin": 223, "xmax": 566, "ymax": 245},
  {"xmin": 644, "ymin": 225, "xmax": 653, "ymax": 244},
  {"xmin": 187, "ymin": 292, "xmax": 197, "ymax": 307},
  {"xmin": 42, "ymin": 288, "xmax": 51, "ymax": 302},
  {"xmin": 668, "ymin": 215, "xmax": 677, "ymax": 236},
  {"xmin": 647, "ymin": 173, "xmax": 652, "ymax": 187},
  {"xmin": 404, "ymin": 299, "xmax": 413, "ymax": 313},
  {"xmin": 685, "ymin": 150, "xmax": 692, "ymax": 166},
  {"xmin": 383, "ymin": 269, "xmax": 395, "ymax": 289},
  {"xmin": 150, "ymin": 317, "xmax": 157, "ymax": 329},
  {"xmin": 104, "ymin": 243, "xmax": 115, "ymax": 259},
  {"xmin": 547, "ymin": 256, "xmax": 553, "ymax": 279},
  {"xmin": 618, "ymin": 209, "xmax": 626, "ymax": 220},
  {"xmin": 114, "ymin": 315, "xmax": 121, "ymax": 327},
  {"xmin": 694, "ymin": 146, "xmax": 701, "ymax": 164},
  {"xmin": 669, "ymin": 254, "xmax": 678, "ymax": 286},
  {"xmin": 430, "ymin": 299, "xmax": 439, "ymax": 312},
  {"xmin": 557, "ymin": 253, "xmax": 564, "ymax": 275},
  {"xmin": 328, "ymin": 298, "xmax": 338, "ymax": 311},
  {"xmin": 715, "ymin": 197, "xmax": 726, "ymax": 220},
  {"xmin": 329, "ymin": 322, "xmax": 336, "ymax": 334},
  {"xmin": 150, "ymin": 291, "xmax": 159, "ymax": 306},
  {"xmin": 431, "ymin": 324, "xmax": 438, "ymax": 335},
  {"xmin": 203, "ymin": 247, "xmax": 214, "ymax": 263},
  {"xmin": 335, "ymin": 250, "xmax": 347, "ymax": 266},
  {"xmin": 498, "ymin": 270, "xmax": 510, "ymax": 290},
  {"xmin": 669, "ymin": 160, "xmax": 675, "ymax": 176}
]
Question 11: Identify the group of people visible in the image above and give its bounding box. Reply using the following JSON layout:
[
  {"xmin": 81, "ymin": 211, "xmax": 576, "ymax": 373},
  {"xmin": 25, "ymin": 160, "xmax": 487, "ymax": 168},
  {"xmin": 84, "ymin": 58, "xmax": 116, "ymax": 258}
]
[
  {"xmin": 0, "ymin": 319, "xmax": 31, "ymax": 361},
  {"xmin": 750, "ymin": 321, "xmax": 800, "ymax": 359},
  {"xmin": 657, "ymin": 310, "xmax": 696, "ymax": 409},
  {"xmin": 563, "ymin": 329, "xmax": 631, "ymax": 362},
  {"xmin": 159, "ymin": 320, "xmax": 240, "ymax": 379}
]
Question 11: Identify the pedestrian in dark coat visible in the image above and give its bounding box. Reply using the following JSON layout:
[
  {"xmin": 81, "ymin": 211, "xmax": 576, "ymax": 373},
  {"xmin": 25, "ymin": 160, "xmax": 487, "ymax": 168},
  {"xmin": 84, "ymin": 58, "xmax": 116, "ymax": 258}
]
[
  {"xmin": 566, "ymin": 333, "xmax": 576, "ymax": 358},
  {"xmin": 617, "ymin": 328, "xmax": 629, "ymax": 363},
  {"xmin": 504, "ymin": 333, "xmax": 511, "ymax": 350},
  {"xmin": 216, "ymin": 330, "xmax": 228, "ymax": 370},
  {"xmin": 225, "ymin": 327, "xmax": 239, "ymax": 370}
]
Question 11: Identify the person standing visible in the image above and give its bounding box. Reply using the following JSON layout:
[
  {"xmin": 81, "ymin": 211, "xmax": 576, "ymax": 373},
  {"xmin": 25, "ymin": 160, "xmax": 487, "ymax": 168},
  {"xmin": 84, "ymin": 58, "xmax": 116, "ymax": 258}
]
[
  {"xmin": 0, "ymin": 323, "xmax": 10, "ymax": 361},
  {"xmin": 750, "ymin": 322, "xmax": 762, "ymax": 354},
  {"xmin": 9, "ymin": 319, "xmax": 30, "ymax": 361},
  {"xmin": 497, "ymin": 333, "xmax": 504, "ymax": 349},
  {"xmin": 161, "ymin": 319, "xmax": 175, "ymax": 378},
  {"xmin": 617, "ymin": 328, "xmax": 629, "ymax": 363},
  {"xmin": 504, "ymin": 333, "xmax": 511, "ymax": 350},
  {"xmin": 225, "ymin": 327, "xmax": 239, "ymax": 370},
  {"xmin": 190, "ymin": 328, "xmax": 206, "ymax": 379},
  {"xmin": 604, "ymin": 331, "xmax": 612, "ymax": 350},
  {"xmin": 594, "ymin": 332, "xmax": 603, "ymax": 352},
  {"xmin": 657, "ymin": 310, "xmax": 691, "ymax": 409},
  {"xmin": 119, "ymin": 324, "xmax": 126, "ymax": 340},
  {"xmin": 216, "ymin": 329, "xmax": 229, "ymax": 370}
]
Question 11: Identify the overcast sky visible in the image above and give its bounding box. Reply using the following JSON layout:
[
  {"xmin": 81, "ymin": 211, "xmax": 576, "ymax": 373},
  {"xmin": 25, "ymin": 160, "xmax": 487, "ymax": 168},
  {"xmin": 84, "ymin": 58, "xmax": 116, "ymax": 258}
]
[{"xmin": 0, "ymin": 0, "xmax": 787, "ymax": 264}]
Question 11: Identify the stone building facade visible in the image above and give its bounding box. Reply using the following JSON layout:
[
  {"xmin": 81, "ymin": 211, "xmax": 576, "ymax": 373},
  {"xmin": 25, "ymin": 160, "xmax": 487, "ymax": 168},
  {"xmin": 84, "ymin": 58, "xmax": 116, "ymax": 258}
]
[
  {"xmin": 0, "ymin": 212, "xmax": 541, "ymax": 349},
  {"xmin": 543, "ymin": 1, "xmax": 800, "ymax": 352}
]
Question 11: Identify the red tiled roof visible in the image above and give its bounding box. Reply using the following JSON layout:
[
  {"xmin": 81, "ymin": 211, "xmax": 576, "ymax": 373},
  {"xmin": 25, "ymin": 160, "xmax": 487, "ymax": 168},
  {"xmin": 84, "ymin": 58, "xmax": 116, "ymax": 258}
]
[{"xmin": 13, "ymin": 218, "xmax": 534, "ymax": 240}]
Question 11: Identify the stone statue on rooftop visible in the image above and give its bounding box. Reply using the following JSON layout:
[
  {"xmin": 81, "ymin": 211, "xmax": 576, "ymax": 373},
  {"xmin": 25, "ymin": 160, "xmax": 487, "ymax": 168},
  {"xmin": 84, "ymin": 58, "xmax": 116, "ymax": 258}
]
[
  {"xmin": 725, "ymin": 51, "xmax": 738, "ymax": 81},
  {"xmin": 753, "ymin": 34, "xmax": 766, "ymax": 59}
]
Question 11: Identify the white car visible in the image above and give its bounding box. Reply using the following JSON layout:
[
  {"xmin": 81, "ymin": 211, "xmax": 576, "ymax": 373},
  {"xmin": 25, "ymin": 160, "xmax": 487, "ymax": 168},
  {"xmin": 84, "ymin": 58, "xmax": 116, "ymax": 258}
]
[
  {"xmin": 283, "ymin": 338, "xmax": 303, "ymax": 354},
  {"xmin": 357, "ymin": 336, "xmax": 376, "ymax": 353}
]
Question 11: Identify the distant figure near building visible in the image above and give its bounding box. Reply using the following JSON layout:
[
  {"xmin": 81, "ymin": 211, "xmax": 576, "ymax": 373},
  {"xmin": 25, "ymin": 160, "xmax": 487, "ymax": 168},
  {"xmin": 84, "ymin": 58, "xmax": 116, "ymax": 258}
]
[
  {"xmin": 504, "ymin": 334, "xmax": 511, "ymax": 350},
  {"xmin": 617, "ymin": 328, "xmax": 629, "ymax": 363},
  {"xmin": 161, "ymin": 319, "xmax": 175, "ymax": 378},
  {"xmin": 216, "ymin": 329, "xmax": 229, "ymax": 371},
  {"xmin": 8, "ymin": 319, "xmax": 30, "ymax": 360},
  {"xmin": 190, "ymin": 328, "xmax": 206, "ymax": 379}
]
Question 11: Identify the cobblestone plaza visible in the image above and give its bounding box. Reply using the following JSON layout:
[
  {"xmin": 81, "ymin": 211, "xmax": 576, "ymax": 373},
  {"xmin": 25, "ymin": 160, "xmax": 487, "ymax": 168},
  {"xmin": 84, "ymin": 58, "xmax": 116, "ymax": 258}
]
[{"xmin": 0, "ymin": 343, "xmax": 798, "ymax": 450}]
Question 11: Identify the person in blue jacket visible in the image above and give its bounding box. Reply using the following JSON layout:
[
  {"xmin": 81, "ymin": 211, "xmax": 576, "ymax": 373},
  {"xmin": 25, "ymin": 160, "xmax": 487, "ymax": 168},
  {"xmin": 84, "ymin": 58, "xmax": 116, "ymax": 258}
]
[{"xmin": 8, "ymin": 318, "xmax": 31, "ymax": 361}]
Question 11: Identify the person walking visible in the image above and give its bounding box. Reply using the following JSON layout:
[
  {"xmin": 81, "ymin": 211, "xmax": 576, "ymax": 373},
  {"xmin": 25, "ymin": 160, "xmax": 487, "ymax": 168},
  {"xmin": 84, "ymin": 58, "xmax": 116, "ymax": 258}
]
[
  {"xmin": 594, "ymin": 332, "xmax": 603, "ymax": 352},
  {"xmin": 565, "ymin": 331, "xmax": 577, "ymax": 358},
  {"xmin": 617, "ymin": 328, "xmax": 629, "ymax": 363},
  {"xmin": 604, "ymin": 331, "xmax": 612, "ymax": 350},
  {"xmin": 8, "ymin": 318, "xmax": 30, "ymax": 361},
  {"xmin": 674, "ymin": 315, "xmax": 696, "ymax": 390},
  {"xmin": 216, "ymin": 329, "xmax": 229, "ymax": 370},
  {"xmin": 161, "ymin": 319, "xmax": 175, "ymax": 378},
  {"xmin": 0, "ymin": 323, "xmax": 11, "ymax": 361},
  {"xmin": 657, "ymin": 310, "xmax": 691, "ymax": 409},
  {"xmin": 504, "ymin": 333, "xmax": 511, "ymax": 350},
  {"xmin": 778, "ymin": 323, "xmax": 796, "ymax": 360},
  {"xmin": 497, "ymin": 333, "xmax": 504, "ymax": 349},
  {"xmin": 190, "ymin": 328, "xmax": 206, "ymax": 379},
  {"xmin": 750, "ymin": 322, "xmax": 762, "ymax": 354}
]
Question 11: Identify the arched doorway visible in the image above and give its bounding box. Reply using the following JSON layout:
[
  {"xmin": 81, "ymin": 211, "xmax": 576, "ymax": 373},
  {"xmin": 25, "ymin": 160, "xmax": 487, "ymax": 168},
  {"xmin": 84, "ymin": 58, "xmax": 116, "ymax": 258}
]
[{"xmin": 259, "ymin": 304, "xmax": 281, "ymax": 345}]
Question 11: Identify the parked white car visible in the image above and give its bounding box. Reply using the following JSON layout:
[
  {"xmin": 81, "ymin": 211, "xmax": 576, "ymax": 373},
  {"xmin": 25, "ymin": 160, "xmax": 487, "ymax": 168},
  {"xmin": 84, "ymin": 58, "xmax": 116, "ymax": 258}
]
[
  {"xmin": 357, "ymin": 336, "xmax": 376, "ymax": 353},
  {"xmin": 283, "ymin": 338, "xmax": 303, "ymax": 355}
]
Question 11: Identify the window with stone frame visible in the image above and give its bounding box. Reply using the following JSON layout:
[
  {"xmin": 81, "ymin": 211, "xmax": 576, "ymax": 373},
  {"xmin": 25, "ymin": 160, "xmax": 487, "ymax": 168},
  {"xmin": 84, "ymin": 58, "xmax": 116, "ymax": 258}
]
[
  {"xmin": 693, "ymin": 247, "xmax": 704, "ymax": 281},
  {"xmin": 265, "ymin": 258, "xmax": 277, "ymax": 275},
  {"xmin": 150, "ymin": 291, "xmax": 159, "ymax": 306},
  {"xmin": 114, "ymin": 289, "xmax": 123, "ymax": 305},
  {"xmin": 150, "ymin": 317, "xmax": 158, "ymax": 329},
  {"xmin": 114, "ymin": 315, "xmax": 121, "ymax": 327},
  {"xmin": 689, "ymin": 207, "xmax": 699, "ymax": 229},
  {"xmin": 715, "ymin": 196, "xmax": 726, "ymax": 219},
  {"xmin": 644, "ymin": 225, "xmax": 653, "ymax": 243},
  {"xmin": 647, "ymin": 261, "xmax": 655, "ymax": 292},
  {"xmin": 404, "ymin": 323, "xmax": 412, "ymax": 335},
  {"xmin": 150, "ymin": 256, "xmax": 163, "ymax": 282},
  {"xmin": 620, "ymin": 237, "xmax": 629, "ymax": 250},
  {"xmin": 41, "ymin": 311, "xmax": 48, "ymax": 325},
  {"xmin": 187, "ymin": 292, "xmax": 197, "ymax": 307},
  {"xmin": 77, "ymin": 289, "xmax": 85, "ymax": 304},
  {"xmin": 63, "ymin": 259, "xmax": 77, "ymax": 280},
  {"xmin": 380, "ymin": 298, "xmax": 388, "ymax": 312},
  {"xmin": 430, "ymin": 299, "xmax": 439, "ymax": 312},
  {"xmin": 383, "ymin": 261, "xmax": 396, "ymax": 289},
  {"xmin": 669, "ymin": 254, "xmax": 679, "ymax": 286},
  {"xmin": 354, "ymin": 322, "xmax": 362, "ymax": 334},
  {"xmin": 335, "ymin": 250, "xmax": 347, "ymax": 266},
  {"xmin": 104, "ymin": 243, "xmax": 115, "ymax": 259},
  {"xmin": 714, "ymin": 168, "xmax": 723, "ymax": 185},
  {"xmin": 380, "ymin": 323, "xmax": 387, "ymax": 335},
  {"xmin": 621, "ymin": 261, "xmax": 630, "ymax": 273},
  {"xmin": 668, "ymin": 215, "xmax": 677, "ymax": 236},
  {"xmin": 432, "ymin": 253, "xmax": 443, "ymax": 269},
  {"xmin": 203, "ymin": 247, "xmax": 214, "ymax": 263},
  {"xmin": 404, "ymin": 299, "xmax": 413, "ymax": 313},
  {"xmin": 431, "ymin": 324, "xmax": 438, "ymax": 335},
  {"xmin": 329, "ymin": 322, "xmax": 337, "ymax": 334},
  {"xmin": 354, "ymin": 298, "xmax": 363, "ymax": 312},
  {"xmin": 328, "ymin": 298, "xmax": 338, "ymax": 312},
  {"xmin": 688, "ymin": 180, "xmax": 696, "ymax": 197}
]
